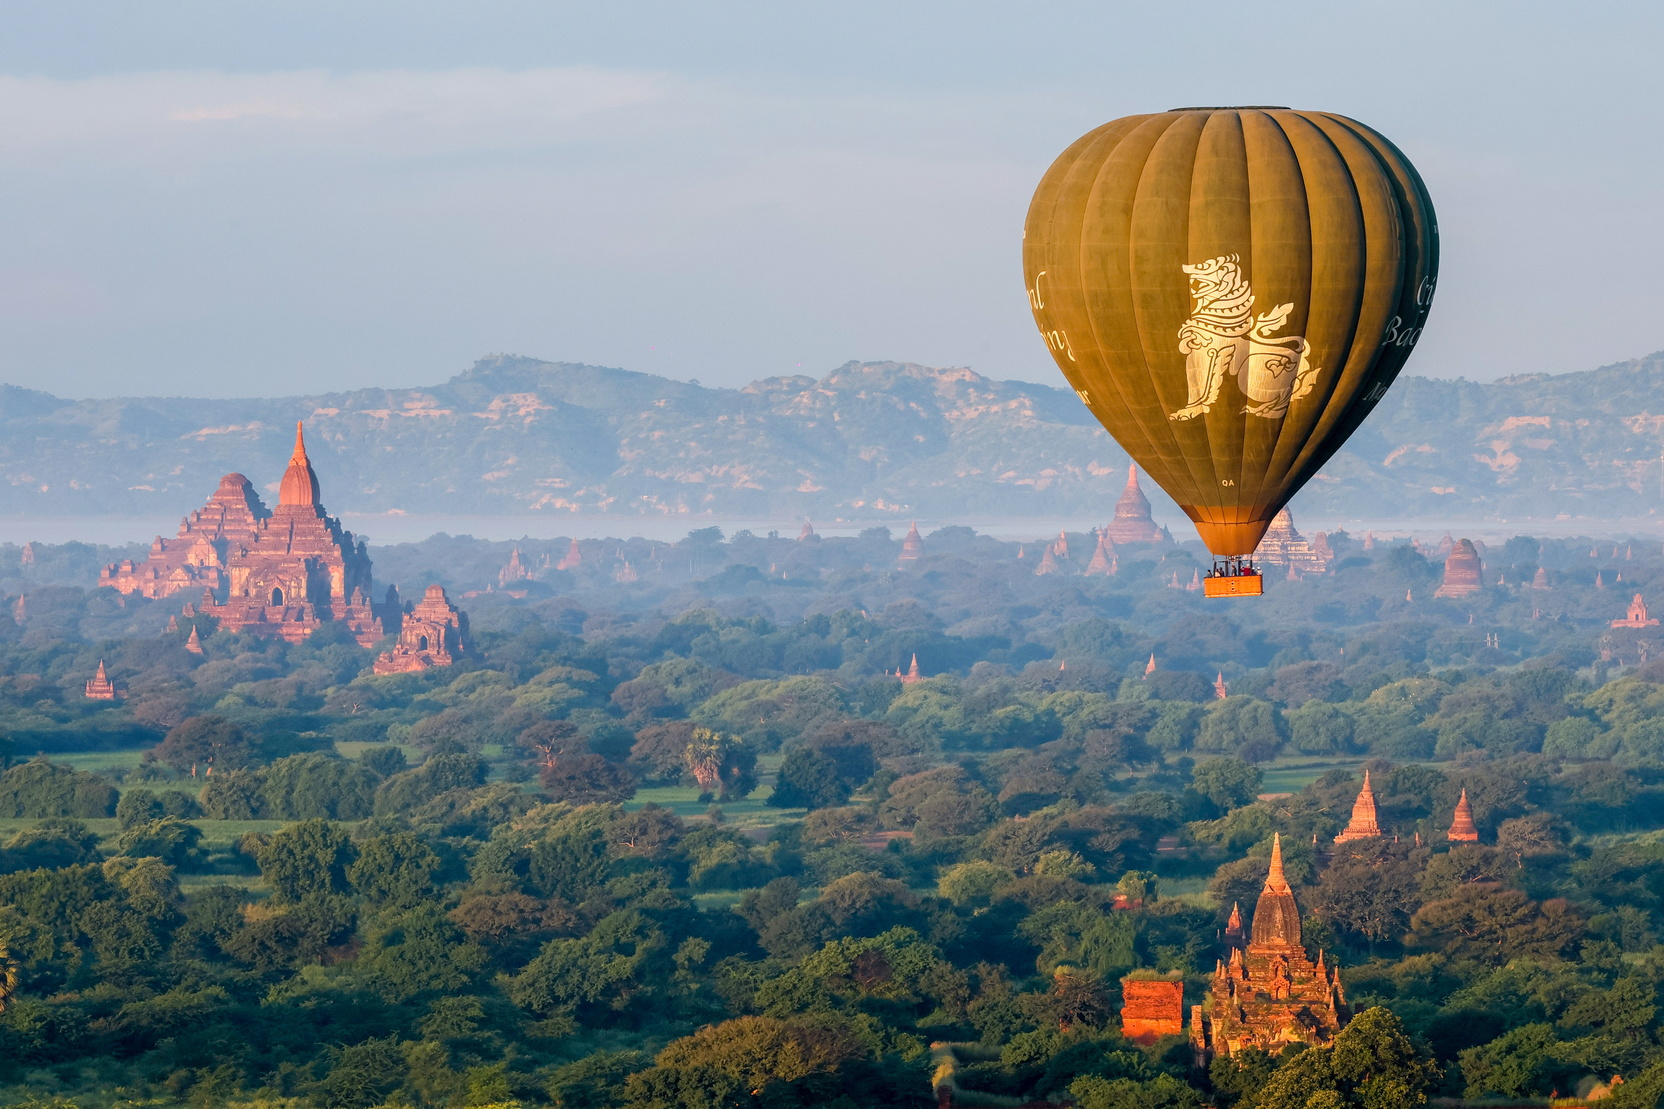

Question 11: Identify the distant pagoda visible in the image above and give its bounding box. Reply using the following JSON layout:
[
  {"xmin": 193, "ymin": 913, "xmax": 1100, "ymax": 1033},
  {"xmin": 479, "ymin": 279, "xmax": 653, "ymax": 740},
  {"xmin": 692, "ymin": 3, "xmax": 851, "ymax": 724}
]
[
  {"xmin": 1106, "ymin": 465, "xmax": 1167, "ymax": 545},
  {"xmin": 1253, "ymin": 509, "xmax": 1332, "ymax": 574},
  {"xmin": 1613, "ymin": 594, "xmax": 1660, "ymax": 628},
  {"xmin": 1434, "ymin": 539, "xmax": 1484, "ymax": 598},
  {"xmin": 1084, "ymin": 531, "xmax": 1117, "ymax": 576},
  {"xmin": 556, "ymin": 538, "xmax": 583, "ymax": 571},
  {"xmin": 897, "ymin": 522, "xmax": 925, "ymax": 568},
  {"xmin": 1333, "ymin": 770, "xmax": 1383, "ymax": 843},
  {"xmin": 1035, "ymin": 547, "xmax": 1060, "ymax": 575},
  {"xmin": 84, "ymin": 660, "xmax": 119, "ymax": 700},
  {"xmin": 499, "ymin": 546, "xmax": 531, "ymax": 586},
  {"xmin": 1447, "ymin": 789, "xmax": 1480, "ymax": 842}
]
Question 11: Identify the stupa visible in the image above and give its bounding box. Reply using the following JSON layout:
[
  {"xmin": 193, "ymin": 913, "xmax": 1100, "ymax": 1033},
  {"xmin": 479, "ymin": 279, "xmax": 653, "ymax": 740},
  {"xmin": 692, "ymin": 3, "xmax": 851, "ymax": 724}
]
[
  {"xmin": 1035, "ymin": 547, "xmax": 1060, "ymax": 575},
  {"xmin": 1530, "ymin": 566, "xmax": 1550, "ymax": 590},
  {"xmin": 798, "ymin": 521, "xmax": 815, "ymax": 541},
  {"xmin": 1253, "ymin": 509, "xmax": 1332, "ymax": 573},
  {"xmin": 1447, "ymin": 789, "xmax": 1480, "ymax": 842},
  {"xmin": 1106, "ymin": 465, "xmax": 1167, "ymax": 545},
  {"xmin": 1333, "ymin": 770, "xmax": 1383, "ymax": 843},
  {"xmin": 372, "ymin": 584, "xmax": 468, "ymax": 674},
  {"xmin": 1214, "ymin": 673, "xmax": 1228, "ymax": 700},
  {"xmin": 897, "ymin": 522, "xmax": 925, "ymax": 567},
  {"xmin": 1433, "ymin": 539, "xmax": 1484, "ymax": 598},
  {"xmin": 556, "ymin": 538, "xmax": 582, "ymax": 571},
  {"xmin": 184, "ymin": 626, "xmax": 204, "ymax": 654},
  {"xmin": 1084, "ymin": 532, "xmax": 1116, "ymax": 576},
  {"xmin": 1052, "ymin": 529, "xmax": 1070, "ymax": 560},
  {"xmin": 1192, "ymin": 835, "xmax": 1348, "ymax": 1060},
  {"xmin": 84, "ymin": 660, "xmax": 119, "ymax": 700},
  {"xmin": 897, "ymin": 654, "xmax": 923, "ymax": 684}
]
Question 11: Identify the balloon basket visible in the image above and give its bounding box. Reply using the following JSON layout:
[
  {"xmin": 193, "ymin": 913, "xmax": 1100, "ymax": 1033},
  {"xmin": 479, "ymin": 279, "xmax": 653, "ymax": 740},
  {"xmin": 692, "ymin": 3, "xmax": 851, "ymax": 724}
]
[{"xmin": 1203, "ymin": 558, "xmax": 1263, "ymax": 599}]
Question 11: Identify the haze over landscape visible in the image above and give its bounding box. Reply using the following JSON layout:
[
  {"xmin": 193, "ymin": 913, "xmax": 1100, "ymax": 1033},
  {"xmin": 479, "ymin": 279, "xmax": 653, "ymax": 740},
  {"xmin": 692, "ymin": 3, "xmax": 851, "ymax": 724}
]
[{"xmin": 5, "ymin": 6, "xmax": 1664, "ymax": 1109}]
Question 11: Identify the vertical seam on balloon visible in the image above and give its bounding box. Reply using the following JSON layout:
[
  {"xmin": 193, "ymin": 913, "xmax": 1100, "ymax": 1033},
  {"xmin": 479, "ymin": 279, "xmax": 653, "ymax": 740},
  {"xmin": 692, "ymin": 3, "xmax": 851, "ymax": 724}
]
[
  {"xmin": 1075, "ymin": 116, "xmax": 1175, "ymax": 496},
  {"xmin": 1024, "ymin": 120, "xmax": 1146, "ymax": 500},
  {"xmin": 1292, "ymin": 113, "xmax": 1427, "ymax": 485},
  {"xmin": 1250, "ymin": 111, "xmax": 1364, "ymax": 515},
  {"xmin": 1273, "ymin": 114, "xmax": 1406, "ymax": 501},
  {"xmin": 1079, "ymin": 114, "xmax": 1192, "ymax": 512},
  {"xmin": 1181, "ymin": 110, "xmax": 1230, "ymax": 516}
]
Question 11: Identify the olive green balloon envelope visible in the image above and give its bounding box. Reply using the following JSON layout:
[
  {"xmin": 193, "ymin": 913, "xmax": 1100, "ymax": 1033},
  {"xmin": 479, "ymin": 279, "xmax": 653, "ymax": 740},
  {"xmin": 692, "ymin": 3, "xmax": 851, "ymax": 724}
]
[{"xmin": 1023, "ymin": 107, "xmax": 1438, "ymax": 556}]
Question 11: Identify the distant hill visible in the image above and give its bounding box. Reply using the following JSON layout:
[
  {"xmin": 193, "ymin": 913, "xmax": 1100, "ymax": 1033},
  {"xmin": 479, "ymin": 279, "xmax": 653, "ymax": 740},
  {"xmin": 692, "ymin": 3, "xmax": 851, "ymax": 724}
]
[{"xmin": 4, "ymin": 352, "xmax": 1664, "ymax": 524}]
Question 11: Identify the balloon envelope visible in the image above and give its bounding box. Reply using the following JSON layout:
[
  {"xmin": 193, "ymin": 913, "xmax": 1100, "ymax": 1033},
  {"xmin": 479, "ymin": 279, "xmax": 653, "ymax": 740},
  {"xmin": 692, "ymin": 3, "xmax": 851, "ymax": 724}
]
[{"xmin": 1023, "ymin": 107, "xmax": 1437, "ymax": 556}]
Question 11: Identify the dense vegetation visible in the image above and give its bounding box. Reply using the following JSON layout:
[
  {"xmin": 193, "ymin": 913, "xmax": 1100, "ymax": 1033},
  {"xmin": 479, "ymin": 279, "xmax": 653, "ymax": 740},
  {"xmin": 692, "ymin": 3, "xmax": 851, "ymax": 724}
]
[{"xmin": 2, "ymin": 525, "xmax": 1664, "ymax": 1108}]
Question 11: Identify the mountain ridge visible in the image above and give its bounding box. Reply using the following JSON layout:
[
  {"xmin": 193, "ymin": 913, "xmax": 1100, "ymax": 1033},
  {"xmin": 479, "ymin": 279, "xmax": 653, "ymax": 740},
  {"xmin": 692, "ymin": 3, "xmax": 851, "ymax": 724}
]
[{"xmin": 3, "ymin": 352, "xmax": 1664, "ymax": 523}]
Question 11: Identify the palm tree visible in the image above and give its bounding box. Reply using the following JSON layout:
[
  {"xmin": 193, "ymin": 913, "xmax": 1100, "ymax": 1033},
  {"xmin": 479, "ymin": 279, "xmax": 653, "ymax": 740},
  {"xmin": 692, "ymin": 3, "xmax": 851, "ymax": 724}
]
[{"xmin": 683, "ymin": 727, "xmax": 730, "ymax": 798}]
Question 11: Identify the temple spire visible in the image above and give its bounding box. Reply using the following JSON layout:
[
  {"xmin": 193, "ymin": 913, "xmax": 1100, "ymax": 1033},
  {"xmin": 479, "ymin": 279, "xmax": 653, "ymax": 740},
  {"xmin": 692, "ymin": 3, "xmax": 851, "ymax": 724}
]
[
  {"xmin": 1264, "ymin": 833, "xmax": 1290, "ymax": 893},
  {"xmin": 1447, "ymin": 788, "xmax": 1480, "ymax": 842},
  {"xmin": 278, "ymin": 421, "xmax": 322, "ymax": 508},
  {"xmin": 1334, "ymin": 770, "xmax": 1383, "ymax": 843}
]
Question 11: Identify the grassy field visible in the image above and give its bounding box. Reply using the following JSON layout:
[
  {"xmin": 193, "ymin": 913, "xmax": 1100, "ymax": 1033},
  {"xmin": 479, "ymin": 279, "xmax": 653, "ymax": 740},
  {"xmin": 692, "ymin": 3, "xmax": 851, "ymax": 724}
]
[
  {"xmin": 1257, "ymin": 755, "xmax": 1367, "ymax": 795},
  {"xmin": 50, "ymin": 749, "xmax": 150, "ymax": 773}
]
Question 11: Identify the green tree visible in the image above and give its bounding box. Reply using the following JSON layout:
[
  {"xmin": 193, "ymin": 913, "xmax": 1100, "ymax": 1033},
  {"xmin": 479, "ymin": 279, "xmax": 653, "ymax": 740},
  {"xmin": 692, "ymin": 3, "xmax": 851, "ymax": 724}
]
[
  {"xmin": 257, "ymin": 819, "xmax": 357, "ymax": 903},
  {"xmin": 1458, "ymin": 1024, "xmax": 1573, "ymax": 1100},
  {"xmin": 153, "ymin": 715, "xmax": 259, "ymax": 774},
  {"xmin": 1191, "ymin": 757, "xmax": 1263, "ymax": 813},
  {"xmin": 1196, "ymin": 698, "xmax": 1286, "ymax": 762},
  {"xmin": 768, "ymin": 747, "xmax": 848, "ymax": 810},
  {"xmin": 198, "ymin": 769, "xmax": 265, "ymax": 819},
  {"xmin": 0, "ymin": 940, "xmax": 18, "ymax": 1015},
  {"xmin": 0, "ymin": 760, "xmax": 118, "ymax": 818},
  {"xmin": 116, "ymin": 817, "xmax": 206, "ymax": 870},
  {"xmin": 311, "ymin": 1035, "xmax": 408, "ymax": 1109},
  {"xmin": 262, "ymin": 753, "xmax": 378, "ymax": 820},
  {"xmin": 349, "ymin": 831, "xmax": 441, "ymax": 910},
  {"xmin": 1288, "ymin": 701, "xmax": 1358, "ymax": 754},
  {"xmin": 1256, "ymin": 1007, "xmax": 1439, "ymax": 1109}
]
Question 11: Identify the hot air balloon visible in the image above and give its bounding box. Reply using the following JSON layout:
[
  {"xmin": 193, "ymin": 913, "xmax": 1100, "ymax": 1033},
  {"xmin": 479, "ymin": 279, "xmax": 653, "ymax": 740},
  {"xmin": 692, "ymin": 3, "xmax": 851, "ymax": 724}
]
[{"xmin": 1023, "ymin": 107, "xmax": 1437, "ymax": 597}]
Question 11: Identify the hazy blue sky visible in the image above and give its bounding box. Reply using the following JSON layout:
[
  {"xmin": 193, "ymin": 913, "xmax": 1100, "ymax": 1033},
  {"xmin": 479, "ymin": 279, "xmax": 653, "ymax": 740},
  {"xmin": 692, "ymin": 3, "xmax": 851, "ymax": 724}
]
[{"xmin": 0, "ymin": 1, "xmax": 1658, "ymax": 397}]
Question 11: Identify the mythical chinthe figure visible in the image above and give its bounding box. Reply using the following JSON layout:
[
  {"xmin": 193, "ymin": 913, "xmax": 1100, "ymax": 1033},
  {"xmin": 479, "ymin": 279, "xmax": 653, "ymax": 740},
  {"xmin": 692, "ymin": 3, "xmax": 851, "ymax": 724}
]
[{"xmin": 1169, "ymin": 255, "xmax": 1321, "ymax": 421}]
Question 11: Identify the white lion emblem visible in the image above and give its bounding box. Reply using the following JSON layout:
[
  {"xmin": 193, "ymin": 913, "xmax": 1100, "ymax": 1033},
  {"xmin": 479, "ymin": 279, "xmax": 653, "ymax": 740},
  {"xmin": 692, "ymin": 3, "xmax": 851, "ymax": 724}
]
[{"xmin": 1169, "ymin": 255, "xmax": 1320, "ymax": 421}]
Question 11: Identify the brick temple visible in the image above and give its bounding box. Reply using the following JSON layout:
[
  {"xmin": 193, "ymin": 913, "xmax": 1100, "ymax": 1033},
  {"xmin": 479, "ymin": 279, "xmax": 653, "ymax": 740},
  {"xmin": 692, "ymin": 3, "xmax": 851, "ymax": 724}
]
[
  {"xmin": 1434, "ymin": 538, "xmax": 1484, "ymax": 598},
  {"xmin": 1120, "ymin": 978, "xmax": 1184, "ymax": 1044},
  {"xmin": 373, "ymin": 584, "xmax": 469, "ymax": 674},
  {"xmin": 1193, "ymin": 835, "xmax": 1349, "ymax": 1060},
  {"xmin": 1253, "ymin": 509, "xmax": 1332, "ymax": 574},
  {"xmin": 98, "ymin": 422, "xmax": 460, "ymax": 664}
]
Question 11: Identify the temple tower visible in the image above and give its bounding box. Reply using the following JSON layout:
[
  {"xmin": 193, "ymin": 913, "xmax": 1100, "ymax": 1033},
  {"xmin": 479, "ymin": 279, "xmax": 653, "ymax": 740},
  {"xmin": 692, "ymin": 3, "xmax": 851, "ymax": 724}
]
[
  {"xmin": 1106, "ymin": 465, "xmax": 1167, "ymax": 545},
  {"xmin": 897, "ymin": 522, "xmax": 925, "ymax": 567},
  {"xmin": 1434, "ymin": 539, "xmax": 1484, "ymax": 598},
  {"xmin": 1447, "ymin": 788, "xmax": 1480, "ymax": 842},
  {"xmin": 1333, "ymin": 770, "xmax": 1383, "ymax": 843},
  {"xmin": 1194, "ymin": 835, "xmax": 1348, "ymax": 1060},
  {"xmin": 84, "ymin": 660, "xmax": 118, "ymax": 700},
  {"xmin": 1084, "ymin": 531, "xmax": 1116, "ymax": 576}
]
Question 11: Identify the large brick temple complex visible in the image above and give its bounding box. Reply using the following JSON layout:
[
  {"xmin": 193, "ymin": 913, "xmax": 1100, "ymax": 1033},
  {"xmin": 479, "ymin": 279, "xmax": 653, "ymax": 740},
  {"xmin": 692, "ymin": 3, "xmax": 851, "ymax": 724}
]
[{"xmin": 99, "ymin": 423, "xmax": 464, "ymax": 667}]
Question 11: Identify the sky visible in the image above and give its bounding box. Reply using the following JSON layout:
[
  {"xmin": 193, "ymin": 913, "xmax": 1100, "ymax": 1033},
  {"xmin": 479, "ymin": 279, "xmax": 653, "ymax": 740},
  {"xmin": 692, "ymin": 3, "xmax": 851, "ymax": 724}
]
[{"xmin": 0, "ymin": 1, "xmax": 1660, "ymax": 399}]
